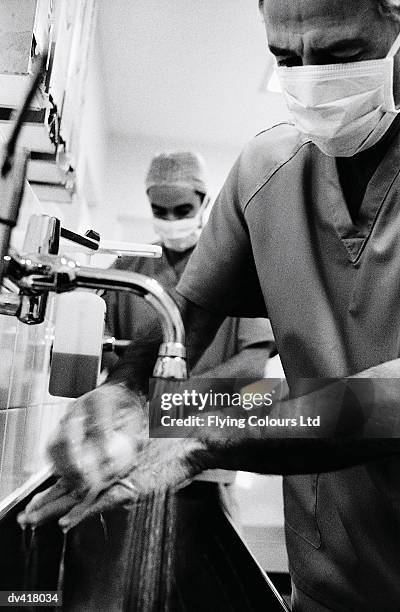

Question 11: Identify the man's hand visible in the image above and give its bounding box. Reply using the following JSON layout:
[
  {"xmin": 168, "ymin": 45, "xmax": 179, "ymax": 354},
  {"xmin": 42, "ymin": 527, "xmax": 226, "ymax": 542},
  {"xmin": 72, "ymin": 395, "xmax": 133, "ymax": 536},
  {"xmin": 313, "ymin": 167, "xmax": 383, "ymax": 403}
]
[
  {"xmin": 17, "ymin": 383, "xmax": 210, "ymax": 530},
  {"xmin": 46, "ymin": 383, "xmax": 147, "ymax": 490},
  {"xmin": 18, "ymin": 437, "xmax": 208, "ymax": 531}
]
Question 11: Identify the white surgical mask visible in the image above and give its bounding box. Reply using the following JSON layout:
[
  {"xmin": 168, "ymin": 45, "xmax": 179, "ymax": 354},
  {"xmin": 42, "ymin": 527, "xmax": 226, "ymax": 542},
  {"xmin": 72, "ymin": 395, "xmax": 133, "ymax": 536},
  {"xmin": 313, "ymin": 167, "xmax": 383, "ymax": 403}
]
[
  {"xmin": 277, "ymin": 32, "xmax": 400, "ymax": 157},
  {"xmin": 153, "ymin": 197, "xmax": 209, "ymax": 252}
]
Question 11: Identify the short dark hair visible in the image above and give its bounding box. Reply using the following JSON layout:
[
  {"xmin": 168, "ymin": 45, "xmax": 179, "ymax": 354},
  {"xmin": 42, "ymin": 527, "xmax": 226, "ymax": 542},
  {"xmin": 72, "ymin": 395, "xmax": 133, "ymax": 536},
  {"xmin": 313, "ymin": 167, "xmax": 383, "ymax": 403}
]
[{"xmin": 258, "ymin": 0, "xmax": 400, "ymax": 19}]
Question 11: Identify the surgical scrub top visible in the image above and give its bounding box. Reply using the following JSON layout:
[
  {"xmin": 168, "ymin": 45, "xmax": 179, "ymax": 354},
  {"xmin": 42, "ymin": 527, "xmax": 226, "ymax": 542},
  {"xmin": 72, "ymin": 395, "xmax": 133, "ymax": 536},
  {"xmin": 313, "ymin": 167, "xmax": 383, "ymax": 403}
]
[{"xmin": 176, "ymin": 122, "xmax": 400, "ymax": 611}]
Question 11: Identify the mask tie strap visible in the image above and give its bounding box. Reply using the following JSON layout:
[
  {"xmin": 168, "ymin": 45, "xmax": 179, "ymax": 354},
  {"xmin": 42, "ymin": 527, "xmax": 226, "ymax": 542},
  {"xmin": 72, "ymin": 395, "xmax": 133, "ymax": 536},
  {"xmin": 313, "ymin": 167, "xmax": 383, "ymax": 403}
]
[{"xmin": 198, "ymin": 193, "xmax": 211, "ymax": 228}]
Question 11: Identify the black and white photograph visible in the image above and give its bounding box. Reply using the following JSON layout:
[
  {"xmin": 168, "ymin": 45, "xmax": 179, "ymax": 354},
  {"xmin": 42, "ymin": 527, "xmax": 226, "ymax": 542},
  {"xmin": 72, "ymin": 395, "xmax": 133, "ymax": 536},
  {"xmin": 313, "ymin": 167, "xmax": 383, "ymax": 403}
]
[{"xmin": 1, "ymin": 1, "xmax": 400, "ymax": 610}]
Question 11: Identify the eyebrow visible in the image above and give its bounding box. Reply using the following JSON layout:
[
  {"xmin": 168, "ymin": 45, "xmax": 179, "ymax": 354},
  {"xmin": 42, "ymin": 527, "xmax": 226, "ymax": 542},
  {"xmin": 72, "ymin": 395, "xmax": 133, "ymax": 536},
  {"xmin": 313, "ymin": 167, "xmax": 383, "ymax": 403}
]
[
  {"xmin": 320, "ymin": 37, "xmax": 367, "ymax": 53},
  {"xmin": 269, "ymin": 37, "xmax": 367, "ymax": 57},
  {"xmin": 151, "ymin": 203, "xmax": 194, "ymax": 210}
]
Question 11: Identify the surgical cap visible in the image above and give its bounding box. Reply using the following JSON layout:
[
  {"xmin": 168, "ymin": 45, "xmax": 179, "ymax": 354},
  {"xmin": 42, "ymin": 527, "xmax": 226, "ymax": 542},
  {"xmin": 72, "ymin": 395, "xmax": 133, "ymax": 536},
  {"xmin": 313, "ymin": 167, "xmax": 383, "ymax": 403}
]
[{"xmin": 145, "ymin": 151, "xmax": 208, "ymax": 194}]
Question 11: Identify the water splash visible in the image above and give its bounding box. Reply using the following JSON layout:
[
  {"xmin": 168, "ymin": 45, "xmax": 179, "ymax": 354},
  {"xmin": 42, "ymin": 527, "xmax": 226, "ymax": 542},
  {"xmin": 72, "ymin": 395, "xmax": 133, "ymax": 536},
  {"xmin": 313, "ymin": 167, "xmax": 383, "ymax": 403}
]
[{"xmin": 99, "ymin": 512, "xmax": 108, "ymax": 545}]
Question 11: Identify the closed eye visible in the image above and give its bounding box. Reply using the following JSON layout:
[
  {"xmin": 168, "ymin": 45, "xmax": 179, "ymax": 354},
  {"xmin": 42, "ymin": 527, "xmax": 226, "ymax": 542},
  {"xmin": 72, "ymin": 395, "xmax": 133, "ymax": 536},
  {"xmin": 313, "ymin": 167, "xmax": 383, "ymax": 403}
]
[
  {"xmin": 277, "ymin": 56, "xmax": 302, "ymax": 67},
  {"xmin": 269, "ymin": 46, "xmax": 302, "ymax": 67},
  {"xmin": 151, "ymin": 205, "xmax": 167, "ymax": 219},
  {"xmin": 174, "ymin": 204, "xmax": 194, "ymax": 218}
]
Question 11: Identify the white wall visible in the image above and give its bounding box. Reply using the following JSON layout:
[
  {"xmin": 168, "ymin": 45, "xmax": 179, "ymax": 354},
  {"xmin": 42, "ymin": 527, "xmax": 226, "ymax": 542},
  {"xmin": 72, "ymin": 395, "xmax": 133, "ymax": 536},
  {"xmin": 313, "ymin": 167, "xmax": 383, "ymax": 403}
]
[
  {"xmin": 15, "ymin": 11, "xmax": 110, "ymax": 241},
  {"xmin": 61, "ymin": 17, "xmax": 109, "ymax": 238},
  {"xmin": 97, "ymin": 0, "xmax": 286, "ymax": 147}
]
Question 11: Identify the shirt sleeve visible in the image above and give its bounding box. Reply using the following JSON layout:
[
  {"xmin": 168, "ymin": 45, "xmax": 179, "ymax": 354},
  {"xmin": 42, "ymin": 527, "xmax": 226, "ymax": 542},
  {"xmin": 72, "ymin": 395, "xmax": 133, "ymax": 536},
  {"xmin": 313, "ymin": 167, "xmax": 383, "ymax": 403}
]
[
  {"xmin": 176, "ymin": 157, "xmax": 267, "ymax": 318},
  {"xmin": 236, "ymin": 317, "xmax": 275, "ymax": 351}
]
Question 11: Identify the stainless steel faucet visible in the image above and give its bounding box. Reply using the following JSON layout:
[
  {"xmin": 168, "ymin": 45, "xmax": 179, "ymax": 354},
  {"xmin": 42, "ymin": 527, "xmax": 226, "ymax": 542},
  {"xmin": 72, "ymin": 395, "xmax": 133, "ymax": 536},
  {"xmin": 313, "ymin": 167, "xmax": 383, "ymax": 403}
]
[
  {"xmin": 0, "ymin": 215, "xmax": 60, "ymax": 324},
  {"xmin": 1, "ymin": 214, "xmax": 61, "ymax": 324},
  {"xmin": 2, "ymin": 240, "xmax": 187, "ymax": 380}
]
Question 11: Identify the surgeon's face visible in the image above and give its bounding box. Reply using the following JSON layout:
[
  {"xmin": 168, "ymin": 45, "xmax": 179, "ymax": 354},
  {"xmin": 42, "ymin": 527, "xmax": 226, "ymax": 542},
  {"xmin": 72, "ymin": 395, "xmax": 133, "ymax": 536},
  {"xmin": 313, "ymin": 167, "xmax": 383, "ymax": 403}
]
[
  {"xmin": 261, "ymin": 0, "xmax": 400, "ymax": 102},
  {"xmin": 148, "ymin": 185, "xmax": 203, "ymax": 221}
]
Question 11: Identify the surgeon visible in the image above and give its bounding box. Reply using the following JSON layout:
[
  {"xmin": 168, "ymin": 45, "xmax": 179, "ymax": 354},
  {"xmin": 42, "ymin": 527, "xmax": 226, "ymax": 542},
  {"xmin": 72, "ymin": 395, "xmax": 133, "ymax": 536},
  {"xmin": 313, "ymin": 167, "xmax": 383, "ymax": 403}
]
[
  {"xmin": 19, "ymin": 1, "xmax": 400, "ymax": 610},
  {"xmin": 104, "ymin": 150, "xmax": 275, "ymax": 380}
]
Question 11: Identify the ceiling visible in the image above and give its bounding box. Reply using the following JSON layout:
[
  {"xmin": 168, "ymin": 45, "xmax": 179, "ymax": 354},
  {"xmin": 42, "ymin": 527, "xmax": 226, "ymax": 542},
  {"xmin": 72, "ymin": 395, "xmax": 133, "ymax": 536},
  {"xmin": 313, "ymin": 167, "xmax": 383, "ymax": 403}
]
[{"xmin": 96, "ymin": 0, "xmax": 288, "ymax": 147}]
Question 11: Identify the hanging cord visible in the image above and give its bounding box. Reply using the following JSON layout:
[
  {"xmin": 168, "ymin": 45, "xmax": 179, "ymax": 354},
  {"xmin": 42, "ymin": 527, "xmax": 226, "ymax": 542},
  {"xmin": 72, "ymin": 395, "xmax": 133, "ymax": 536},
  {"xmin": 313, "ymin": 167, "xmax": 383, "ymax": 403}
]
[{"xmin": 1, "ymin": 52, "xmax": 48, "ymax": 179}]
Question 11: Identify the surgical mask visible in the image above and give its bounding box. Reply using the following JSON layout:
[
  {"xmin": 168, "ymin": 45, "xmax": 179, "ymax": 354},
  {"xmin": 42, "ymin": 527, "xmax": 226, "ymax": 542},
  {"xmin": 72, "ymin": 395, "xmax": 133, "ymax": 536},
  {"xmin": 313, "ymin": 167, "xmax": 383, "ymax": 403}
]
[
  {"xmin": 277, "ymin": 32, "xmax": 400, "ymax": 157},
  {"xmin": 153, "ymin": 197, "xmax": 209, "ymax": 252}
]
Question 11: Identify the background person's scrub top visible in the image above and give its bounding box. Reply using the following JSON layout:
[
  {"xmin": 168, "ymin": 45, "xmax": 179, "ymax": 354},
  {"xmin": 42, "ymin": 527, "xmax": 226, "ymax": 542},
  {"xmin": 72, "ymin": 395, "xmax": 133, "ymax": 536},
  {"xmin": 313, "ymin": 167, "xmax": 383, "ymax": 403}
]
[{"xmin": 177, "ymin": 123, "xmax": 400, "ymax": 611}]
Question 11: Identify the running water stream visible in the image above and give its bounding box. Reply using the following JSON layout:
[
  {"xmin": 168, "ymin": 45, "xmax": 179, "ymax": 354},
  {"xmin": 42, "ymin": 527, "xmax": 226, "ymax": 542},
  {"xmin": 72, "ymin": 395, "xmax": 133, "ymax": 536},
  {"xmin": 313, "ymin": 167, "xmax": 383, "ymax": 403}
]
[
  {"xmin": 123, "ymin": 492, "xmax": 176, "ymax": 611},
  {"xmin": 20, "ymin": 491, "xmax": 177, "ymax": 611}
]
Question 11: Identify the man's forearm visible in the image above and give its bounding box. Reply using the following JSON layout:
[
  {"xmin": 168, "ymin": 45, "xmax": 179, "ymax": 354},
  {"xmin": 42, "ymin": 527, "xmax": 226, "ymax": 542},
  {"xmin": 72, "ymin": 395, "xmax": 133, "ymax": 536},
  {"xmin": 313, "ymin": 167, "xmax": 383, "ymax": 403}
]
[
  {"xmin": 186, "ymin": 361, "xmax": 400, "ymax": 475},
  {"xmin": 178, "ymin": 293, "xmax": 224, "ymax": 369},
  {"xmin": 201, "ymin": 438, "xmax": 400, "ymax": 476},
  {"xmin": 106, "ymin": 291, "xmax": 400, "ymax": 475}
]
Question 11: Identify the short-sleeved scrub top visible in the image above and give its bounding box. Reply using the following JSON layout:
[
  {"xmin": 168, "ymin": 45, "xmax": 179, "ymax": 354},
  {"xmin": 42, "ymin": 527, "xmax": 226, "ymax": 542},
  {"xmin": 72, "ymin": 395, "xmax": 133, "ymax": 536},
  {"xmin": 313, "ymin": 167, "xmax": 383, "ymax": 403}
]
[{"xmin": 176, "ymin": 122, "xmax": 400, "ymax": 611}]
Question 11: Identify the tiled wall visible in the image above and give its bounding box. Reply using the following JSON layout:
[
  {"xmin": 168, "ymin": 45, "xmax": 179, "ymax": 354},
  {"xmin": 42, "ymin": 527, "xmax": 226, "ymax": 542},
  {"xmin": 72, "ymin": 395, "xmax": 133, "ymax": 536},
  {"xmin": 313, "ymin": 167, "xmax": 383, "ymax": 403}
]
[
  {"xmin": 0, "ymin": 296, "xmax": 69, "ymax": 501},
  {"xmin": 0, "ymin": 171, "xmax": 77, "ymax": 504}
]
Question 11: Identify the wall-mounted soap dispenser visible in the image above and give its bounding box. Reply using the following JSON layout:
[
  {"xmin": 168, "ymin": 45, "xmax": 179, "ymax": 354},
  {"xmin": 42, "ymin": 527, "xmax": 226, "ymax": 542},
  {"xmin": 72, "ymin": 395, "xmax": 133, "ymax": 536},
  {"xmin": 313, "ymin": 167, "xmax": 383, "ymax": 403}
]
[{"xmin": 49, "ymin": 291, "xmax": 105, "ymax": 398}]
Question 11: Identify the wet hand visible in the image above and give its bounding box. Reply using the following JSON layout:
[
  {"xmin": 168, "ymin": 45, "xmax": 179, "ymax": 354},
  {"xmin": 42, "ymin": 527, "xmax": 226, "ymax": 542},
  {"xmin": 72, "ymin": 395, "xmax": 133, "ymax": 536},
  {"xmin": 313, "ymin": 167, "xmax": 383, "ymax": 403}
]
[
  {"xmin": 47, "ymin": 383, "xmax": 146, "ymax": 491},
  {"xmin": 17, "ymin": 383, "xmax": 145, "ymax": 529},
  {"xmin": 18, "ymin": 437, "xmax": 208, "ymax": 531}
]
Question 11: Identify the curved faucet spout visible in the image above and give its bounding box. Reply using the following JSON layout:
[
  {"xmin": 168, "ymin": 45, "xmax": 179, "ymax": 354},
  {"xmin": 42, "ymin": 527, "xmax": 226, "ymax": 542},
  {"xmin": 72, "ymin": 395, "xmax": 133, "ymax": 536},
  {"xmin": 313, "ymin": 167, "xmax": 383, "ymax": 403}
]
[
  {"xmin": 76, "ymin": 267, "xmax": 184, "ymax": 346},
  {"xmin": 76, "ymin": 267, "xmax": 187, "ymax": 380}
]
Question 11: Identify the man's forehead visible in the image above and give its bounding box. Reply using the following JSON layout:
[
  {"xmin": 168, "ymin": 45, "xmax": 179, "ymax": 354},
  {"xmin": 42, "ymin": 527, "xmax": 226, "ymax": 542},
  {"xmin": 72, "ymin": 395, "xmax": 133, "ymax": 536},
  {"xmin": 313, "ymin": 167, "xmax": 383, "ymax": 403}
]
[
  {"xmin": 263, "ymin": 0, "xmax": 378, "ymax": 26},
  {"xmin": 263, "ymin": 0, "xmax": 382, "ymax": 51},
  {"xmin": 148, "ymin": 185, "xmax": 199, "ymax": 203}
]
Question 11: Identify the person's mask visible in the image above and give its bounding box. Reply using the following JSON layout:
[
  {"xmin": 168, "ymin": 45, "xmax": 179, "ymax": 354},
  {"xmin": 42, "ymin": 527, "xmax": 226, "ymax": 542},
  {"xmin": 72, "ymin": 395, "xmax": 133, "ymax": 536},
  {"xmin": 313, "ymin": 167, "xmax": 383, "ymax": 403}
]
[
  {"xmin": 153, "ymin": 197, "xmax": 210, "ymax": 252},
  {"xmin": 277, "ymin": 32, "xmax": 400, "ymax": 157}
]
